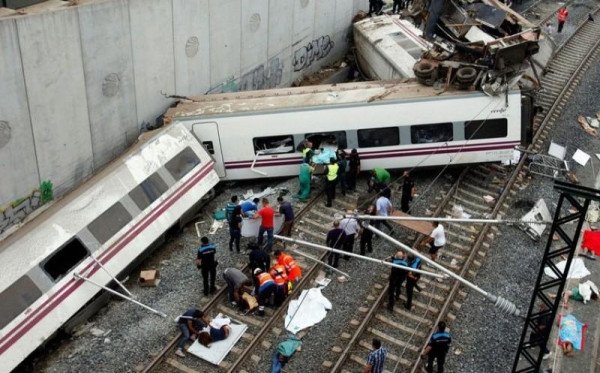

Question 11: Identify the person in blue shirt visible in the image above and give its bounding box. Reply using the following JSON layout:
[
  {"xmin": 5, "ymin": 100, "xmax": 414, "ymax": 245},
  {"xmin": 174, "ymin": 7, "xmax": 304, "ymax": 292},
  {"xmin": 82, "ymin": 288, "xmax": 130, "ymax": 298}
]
[
  {"xmin": 405, "ymin": 254, "xmax": 422, "ymax": 310},
  {"xmin": 174, "ymin": 308, "xmax": 208, "ymax": 357},
  {"xmin": 364, "ymin": 338, "xmax": 386, "ymax": 373},
  {"xmin": 241, "ymin": 198, "xmax": 260, "ymax": 217},
  {"xmin": 195, "ymin": 236, "xmax": 217, "ymax": 296},
  {"xmin": 387, "ymin": 251, "xmax": 408, "ymax": 311},
  {"xmin": 422, "ymin": 321, "xmax": 452, "ymax": 373}
]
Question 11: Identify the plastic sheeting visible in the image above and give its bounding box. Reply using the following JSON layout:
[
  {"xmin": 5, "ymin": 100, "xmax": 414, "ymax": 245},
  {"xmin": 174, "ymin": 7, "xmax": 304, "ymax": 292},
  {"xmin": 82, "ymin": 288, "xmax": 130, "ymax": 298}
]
[
  {"xmin": 187, "ymin": 322, "xmax": 248, "ymax": 365},
  {"xmin": 285, "ymin": 288, "xmax": 332, "ymax": 334},
  {"xmin": 544, "ymin": 258, "xmax": 591, "ymax": 279}
]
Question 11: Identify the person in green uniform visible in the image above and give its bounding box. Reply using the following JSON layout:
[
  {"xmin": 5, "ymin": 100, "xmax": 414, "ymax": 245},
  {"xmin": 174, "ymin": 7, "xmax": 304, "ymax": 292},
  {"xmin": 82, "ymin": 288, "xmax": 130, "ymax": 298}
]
[
  {"xmin": 368, "ymin": 168, "xmax": 390, "ymax": 193},
  {"xmin": 297, "ymin": 162, "xmax": 314, "ymax": 202}
]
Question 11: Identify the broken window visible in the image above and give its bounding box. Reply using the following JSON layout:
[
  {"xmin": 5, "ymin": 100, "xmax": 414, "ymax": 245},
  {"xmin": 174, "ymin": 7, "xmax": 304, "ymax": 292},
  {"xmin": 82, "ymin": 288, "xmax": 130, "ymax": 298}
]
[
  {"xmin": 87, "ymin": 202, "xmax": 132, "ymax": 244},
  {"xmin": 464, "ymin": 119, "xmax": 507, "ymax": 140},
  {"xmin": 410, "ymin": 123, "xmax": 453, "ymax": 144},
  {"xmin": 129, "ymin": 172, "xmax": 169, "ymax": 210},
  {"xmin": 358, "ymin": 127, "xmax": 400, "ymax": 148},
  {"xmin": 42, "ymin": 237, "xmax": 89, "ymax": 281},
  {"xmin": 253, "ymin": 135, "xmax": 295, "ymax": 155},
  {"xmin": 165, "ymin": 147, "xmax": 201, "ymax": 180},
  {"xmin": 0, "ymin": 275, "xmax": 43, "ymax": 329},
  {"xmin": 305, "ymin": 131, "xmax": 347, "ymax": 149},
  {"xmin": 202, "ymin": 141, "xmax": 215, "ymax": 155}
]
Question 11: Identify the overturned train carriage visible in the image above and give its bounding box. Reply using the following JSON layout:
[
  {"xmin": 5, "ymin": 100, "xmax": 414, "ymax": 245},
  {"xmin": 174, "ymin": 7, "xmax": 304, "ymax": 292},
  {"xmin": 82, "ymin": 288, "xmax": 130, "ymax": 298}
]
[{"xmin": 0, "ymin": 124, "xmax": 219, "ymax": 372}]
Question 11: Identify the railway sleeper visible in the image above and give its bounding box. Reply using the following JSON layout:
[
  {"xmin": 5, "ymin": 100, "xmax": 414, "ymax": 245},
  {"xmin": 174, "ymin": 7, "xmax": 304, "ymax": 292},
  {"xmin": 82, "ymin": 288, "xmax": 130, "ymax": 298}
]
[
  {"xmin": 445, "ymin": 221, "xmax": 479, "ymax": 234},
  {"xmin": 350, "ymin": 354, "xmax": 396, "ymax": 373},
  {"xmin": 359, "ymin": 339, "xmax": 415, "ymax": 366},
  {"xmin": 441, "ymin": 229, "xmax": 475, "ymax": 243},
  {"xmin": 389, "ymin": 306, "xmax": 435, "ymax": 326},
  {"xmin": 455, "ymin": 187, "xmax": 494, "ymax": 206},
  {"xmin": 460, "ymin": 180, "xmax": 500, "ymax": 197},
  {"xmin": 451, "ymin": 195, "xmax": 490, "ymax": 212},
  {"xmin": 367, "ymin": 329, "xmax": 421, "ymax": 353}
]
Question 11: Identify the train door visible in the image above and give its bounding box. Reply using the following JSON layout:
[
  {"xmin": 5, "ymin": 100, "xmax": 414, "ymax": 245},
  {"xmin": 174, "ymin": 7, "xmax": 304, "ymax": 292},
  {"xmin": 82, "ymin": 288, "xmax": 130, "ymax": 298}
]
[{"xmin": 192, "ymin": 122, "xmax": 226, "ymax": 178}]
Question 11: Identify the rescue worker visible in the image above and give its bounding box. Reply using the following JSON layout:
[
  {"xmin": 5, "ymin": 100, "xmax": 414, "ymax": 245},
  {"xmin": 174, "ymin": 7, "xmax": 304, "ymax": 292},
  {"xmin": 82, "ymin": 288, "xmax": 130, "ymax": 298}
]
[
  {"xmin": 248, "ymin": 241, "xmax": 270, "ymax": 273},
  {"xmin": 375, "ymin": 188, "xmax": 394, "ymax": 233},
  {"xmin": 229, "ymin": 205, "xmax": 242, "ymax": 252},
  {"xmin": 270, "ymin": 261, "xmax": 289, "ymax": 306},
  {"xmin": 368, "ymin": 168, "xmax": 390, "ymax": 193},
  {"xmin": 340, "ymin": 215, "xmax": 360, "ymax": 260},
  {"xmin": 301, "ymin": 140, "xmax": 314, "ymax": 164},
  {"xmin": 297, "ymin": 162, "xmax": 314, "ymax": 202},
  {"xmin": 254, "ymin": 268, "xmax": 276, "ymax": 316},
  {"xmin": 422, "ymin": 321, "xmax": 452, "ymax": 373},
  {"xmin": 223, "ymin": 267, "xmax": 251, "ymax": 306},
  {"xmin": 175, "ymin": 308, "xmax": 209, "ymax": 357},
  {"xmin": 337, "ymin": 149, "xmax": 347, "ymax": 196},
  {"xmin": 400, "ymin": 170, "xmax": 415, "ymax": 213},
  {"xmin": 253, "ymin": 198, "xmax": 275, "ymax": 252},
  {"xmin": 360, "ymin": 205, "xmax": 375, "ymax": 255},
  {"xmin": 426, "ymin": 221, "xmax": 446, "ymax": 263},
  {"xmin": 325, "ymin": 157, "xmax": 339, "ymax": 207},
  {"xmin": 405, "ymin": 253, "xmax": 422, "ymax": 310},
  {"xmin": 195, "ymin": 236, "xmax": 217, "ymax": 296},
  {"xmin": 277, "ymin": 196, "xmax": 295, "ymax": 238},
  {"xmin": 225, "ymin": 195, "xmax": 238, "ymax": 223},
  {"xmin": 387, "ymin": 251, "xmax": 408, "ymax": 311},
  {"xmin": 347, "ymin": 148, "xmax": 361, "ymax": 192},
  {"xmin": 241, "ymin": 197, "xmax": 260, "ymax": 217},
  {"xmin": 557, "ymin": 6, "xmax": 568, "ymax": 33},
  {"xmin": 326, "ymin": 220, "xmax": 346, "ymax": 268},
  {"xmin": 274, "ymin": 250, "xmax": 302, "ymax": 289}
]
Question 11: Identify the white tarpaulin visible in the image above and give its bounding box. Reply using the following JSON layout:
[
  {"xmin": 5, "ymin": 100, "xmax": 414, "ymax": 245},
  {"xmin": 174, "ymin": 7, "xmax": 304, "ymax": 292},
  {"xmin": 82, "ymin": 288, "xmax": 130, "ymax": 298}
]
[
  {"xmin": 285, "ymin": 288, "xmax": 332, "ymax": 334},
  {"xmin": 544, "ymin": 258, "xmax": 591, "ymax": 279},
  {"xmin": 187, "ymin": 321, "xmax": 248, "ymax": 365},
  {"xmin": 241, "ymin": 215, "xmax": 284, "ymax": 238}
]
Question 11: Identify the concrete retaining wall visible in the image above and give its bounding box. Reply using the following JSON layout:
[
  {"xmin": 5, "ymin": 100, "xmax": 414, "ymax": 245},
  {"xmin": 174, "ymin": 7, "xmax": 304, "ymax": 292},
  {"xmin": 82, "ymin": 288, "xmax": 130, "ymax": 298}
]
[{"xmin": 0, "ymin": 0, "xmax": 367, "ymax": 205}]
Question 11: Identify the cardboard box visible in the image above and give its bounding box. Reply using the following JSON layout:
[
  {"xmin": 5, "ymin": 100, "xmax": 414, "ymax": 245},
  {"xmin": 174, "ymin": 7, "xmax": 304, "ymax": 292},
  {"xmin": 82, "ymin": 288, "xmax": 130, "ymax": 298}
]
[{"xmin": 139, "ymin": 269, "xmax": 160, "ymax": 287}]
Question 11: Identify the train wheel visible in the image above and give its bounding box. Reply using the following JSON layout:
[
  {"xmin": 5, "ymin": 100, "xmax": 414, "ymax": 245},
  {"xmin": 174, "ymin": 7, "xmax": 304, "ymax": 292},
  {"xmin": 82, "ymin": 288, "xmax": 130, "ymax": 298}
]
[
  {"xmin": 414, "ymin": 61, "xmax": 435, "ymax": 78},
  {"xmin": 456, "ymin": 67, "xmax": 477, "ymax": 84}
]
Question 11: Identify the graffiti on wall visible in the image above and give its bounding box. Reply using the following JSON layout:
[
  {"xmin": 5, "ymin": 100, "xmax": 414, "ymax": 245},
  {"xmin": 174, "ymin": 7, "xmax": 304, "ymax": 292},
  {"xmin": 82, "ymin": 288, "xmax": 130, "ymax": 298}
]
[
  {"xmin": 207, "ymin": 57, "xmax": 284, "ymax": 94},
  {"xmin": 292, "ymin": 35, "xmax": 334, "ymax": 72}
]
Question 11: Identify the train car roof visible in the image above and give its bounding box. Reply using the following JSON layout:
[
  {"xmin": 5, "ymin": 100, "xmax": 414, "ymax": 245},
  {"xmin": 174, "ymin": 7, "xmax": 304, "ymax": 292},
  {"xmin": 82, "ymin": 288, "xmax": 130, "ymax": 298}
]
[
  {"xmin": 166, "ymin": 81, "xmax": 518, "ymax": 121},
  {"xmin": 0, "ymin": 124, "xmax": 188, "ymax": 255}
]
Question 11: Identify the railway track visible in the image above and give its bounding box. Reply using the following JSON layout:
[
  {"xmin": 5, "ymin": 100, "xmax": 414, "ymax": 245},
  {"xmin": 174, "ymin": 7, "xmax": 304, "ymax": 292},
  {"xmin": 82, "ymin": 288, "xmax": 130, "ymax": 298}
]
[
  {"xmin": 141, "ymin": 5, "xmax": 600, "ymax": 373},
  {"xmin": 327, "ymin": 5, "xmax": 600, "ymax": 373}
]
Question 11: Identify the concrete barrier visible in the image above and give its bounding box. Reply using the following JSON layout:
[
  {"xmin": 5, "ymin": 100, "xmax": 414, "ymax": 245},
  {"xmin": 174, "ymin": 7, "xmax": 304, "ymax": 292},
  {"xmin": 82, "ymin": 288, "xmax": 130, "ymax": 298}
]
[{"xmin": 0, "ymin": 0, "xmax": 367, "ymax": 205}]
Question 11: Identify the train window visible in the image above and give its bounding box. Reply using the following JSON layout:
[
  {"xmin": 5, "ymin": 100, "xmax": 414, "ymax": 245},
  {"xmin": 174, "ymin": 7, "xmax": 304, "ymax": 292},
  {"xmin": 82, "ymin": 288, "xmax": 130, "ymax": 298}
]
[
  {"xmin": 129, "ymin": 172, "xmax": 169, "ymax": 210},
  {"xmin": 253, "ymin": 135, "xmax": 295, "ymax": 154},
  {"xmin": 410, "ymin": 123, "xmax": 453, "ymax": 144},
  {"xmin": 305, "ymin": 131, "xmax": 347, "ymax": 149},
  {"xmin": 357, "ymin": 127, "xmax": 400, "ymax": 148},
  {"xmin": 165, "ymin": 147, "xmax": 201, "ymax": 181},
  {"xmin": 464, "ymin": 119, "xmax": 508, "ymax": 140},
  {"xmin": 87, "ymin": 203, "xmax": 133, "ymax": 244},
  {"xmin": 42, "ymin": 237, "xmax": 89, "ymax": 281},
  {"xmin": 0, "ymin": 275, "xmax": 43, "ymax": 329}
]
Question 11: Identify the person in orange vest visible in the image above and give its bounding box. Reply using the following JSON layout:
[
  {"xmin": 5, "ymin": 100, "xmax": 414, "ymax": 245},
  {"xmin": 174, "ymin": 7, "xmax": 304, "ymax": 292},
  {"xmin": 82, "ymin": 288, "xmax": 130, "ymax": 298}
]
[
  {"xmin": 253, "ymin": 268, "xmax": 276, "ymax": 316},
  {"xmin": 274, "ymin": 250, "xmax": 302, "ymax": 289},
  {"xmin": 557, "ymin": 6, "xmax": 568, "ymax": 33},
  {"xmin": 269, "ymin": 261, "xmax": 289, "ymax": 306}
]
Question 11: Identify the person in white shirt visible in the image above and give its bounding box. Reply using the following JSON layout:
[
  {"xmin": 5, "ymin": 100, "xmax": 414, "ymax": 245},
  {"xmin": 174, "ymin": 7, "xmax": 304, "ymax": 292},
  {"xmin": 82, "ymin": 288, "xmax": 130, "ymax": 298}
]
[
  {"xmin": 340, "ymin": 216, "xmax": 360, "ymax": 260},
  {"xmin": 426, "ymin": 221, "xmax": 446, "ymax": 262},
  {"xmin": 375, "ymin": 190, "xmax": 394, "ymax": 233}
]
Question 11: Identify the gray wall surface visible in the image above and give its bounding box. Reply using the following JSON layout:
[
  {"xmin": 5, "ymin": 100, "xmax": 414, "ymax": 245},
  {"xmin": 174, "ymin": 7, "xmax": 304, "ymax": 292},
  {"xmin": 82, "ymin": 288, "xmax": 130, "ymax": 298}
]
[{"xmin": 0, "ymin": 0, "xmax": 367, "ymax": 205}]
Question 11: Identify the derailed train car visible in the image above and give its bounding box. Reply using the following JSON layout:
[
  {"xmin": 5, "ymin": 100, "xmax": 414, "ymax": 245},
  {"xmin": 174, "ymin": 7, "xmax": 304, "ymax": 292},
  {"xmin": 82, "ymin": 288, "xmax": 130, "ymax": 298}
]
[{"xmin": 0, "ymin": 124, "xmax": 219, "ymax": 371}]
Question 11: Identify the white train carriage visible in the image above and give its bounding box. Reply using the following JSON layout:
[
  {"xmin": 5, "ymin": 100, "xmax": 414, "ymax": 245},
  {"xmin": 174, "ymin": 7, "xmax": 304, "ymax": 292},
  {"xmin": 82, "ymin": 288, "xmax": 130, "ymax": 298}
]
[
  {"xmin": 167, "ymin": 81, "xmax": 532, "ymax": 181},
  {"xmin": 0, "ymin": 124, "xmax": 219, "ymax": 372}
]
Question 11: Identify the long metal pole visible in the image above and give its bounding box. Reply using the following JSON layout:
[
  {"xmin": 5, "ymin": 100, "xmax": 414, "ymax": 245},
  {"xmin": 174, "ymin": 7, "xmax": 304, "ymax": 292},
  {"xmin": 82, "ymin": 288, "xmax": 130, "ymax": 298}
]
[
  {"xmin": 366, "ymin": 224, "xmax": 521, "ymax": 317},
  {"xmin": 74, "ymin": 273, "xmax": 167, "ymax": 318},
  {"xmin": 87, "ymin": 255, "xmax": 134, "ymax": 298},
  {"xmin": 274, "ymin": 235, "xmax": 445, "ymax": 279},
  {"xmin": 290, "ymin": 248, "xmax": 351, "ymax": 279},
  {"xmin": 346, "ymin": 214, "xmax": 551, "ymax": 225}
]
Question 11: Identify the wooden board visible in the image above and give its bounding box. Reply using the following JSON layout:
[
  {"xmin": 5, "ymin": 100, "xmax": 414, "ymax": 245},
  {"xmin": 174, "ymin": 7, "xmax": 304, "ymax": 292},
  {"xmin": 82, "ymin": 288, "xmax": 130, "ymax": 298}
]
[{"xmin": 390, "ymin": 211, "xmax": 433, "ymax": 236}]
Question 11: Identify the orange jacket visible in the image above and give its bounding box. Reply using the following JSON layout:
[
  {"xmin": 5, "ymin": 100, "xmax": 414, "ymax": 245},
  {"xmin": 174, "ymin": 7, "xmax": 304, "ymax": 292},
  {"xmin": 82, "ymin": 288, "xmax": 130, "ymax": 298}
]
[
  {"xmin": 256, "ymin": 272, "xmax": 275, "ymax": 287},
  {"xmin": 270, "ymin": 264, "xmax": 288, "ymax": 286},
  {"xmin": 558, "ymin": 8, "xmax": 568, "ymax": 22},
  {"xmin": 277, "ymin": 253, "xmax": 302, "ymax": 281}
]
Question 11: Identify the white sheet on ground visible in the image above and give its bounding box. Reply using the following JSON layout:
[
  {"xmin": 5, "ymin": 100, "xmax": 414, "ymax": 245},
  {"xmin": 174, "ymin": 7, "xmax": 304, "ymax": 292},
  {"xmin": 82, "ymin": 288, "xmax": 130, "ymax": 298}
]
[
  {"xmin": 187, "ymin": 322, "xmax": 248, "ymax": 365},
  {"xmin": 285, "ymin": 288, "xmax": 332, "ymax": 334},
  {"xmin": 544, "ymin": 258, "xmax": 591, "ymax": 279}
]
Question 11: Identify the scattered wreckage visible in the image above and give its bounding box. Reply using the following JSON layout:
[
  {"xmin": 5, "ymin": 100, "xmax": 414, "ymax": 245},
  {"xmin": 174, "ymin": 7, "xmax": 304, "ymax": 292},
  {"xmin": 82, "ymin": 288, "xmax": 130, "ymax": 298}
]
[{"xmin": 354, "ymin": 0, "xmax": 551, "ymax": 95}]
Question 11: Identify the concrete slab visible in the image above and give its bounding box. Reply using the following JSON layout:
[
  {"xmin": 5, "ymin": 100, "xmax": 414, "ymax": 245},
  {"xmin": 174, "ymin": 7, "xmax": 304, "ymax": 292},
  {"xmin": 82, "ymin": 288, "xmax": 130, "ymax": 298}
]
[
  {"xmin": 314, "ymin": 0, "xmax": 336, "ymax": 45},
  {"xmin": 0, "ymin": 19, "xmax": 39, "ymax": 204},
  {"xmin": 172, "ymin": 0, "xmax": 211, "ymax": 96},
  {"xmin": 267, "ymin": 0, "xmax": 293, "ymax": 58},
  {"xmin": 129, "ymin": 0, "xmax": 175, "ymax": 125},
  {"xmin": 292, "ymin": 0, "xmax": 315, "ymax": 43},
  {"xmin": 78, "ymin": 0, "xmax": 138, "ymax": 169},
  {"xmin": 16, "ymin": 9, "xmax": 93, "ymax": 196},
  {"xmin": 209, "ymin": 0, "xmax": 241, "ymax": 87},
  {"xmin": 240, "ymin": 0, "xmax": 268, "ymax": 73}
]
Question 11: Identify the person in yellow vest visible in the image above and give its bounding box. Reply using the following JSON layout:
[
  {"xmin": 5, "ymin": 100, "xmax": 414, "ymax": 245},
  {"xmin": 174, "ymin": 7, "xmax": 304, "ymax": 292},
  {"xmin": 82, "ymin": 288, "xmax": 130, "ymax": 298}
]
[
  {"xmin": 269, "ymin": 261, "xmax": 289, "ymax": 306},
  {"xmin": 301, "ymin": 140, "xmax": 314, "ymax": 164},
  {"xmin": 254, "ymin": 268, "xmax": 276, "ymax": 316},
  {"xmin": 325, "ymin": 157, "xmax": 339, "ymax": 207}
]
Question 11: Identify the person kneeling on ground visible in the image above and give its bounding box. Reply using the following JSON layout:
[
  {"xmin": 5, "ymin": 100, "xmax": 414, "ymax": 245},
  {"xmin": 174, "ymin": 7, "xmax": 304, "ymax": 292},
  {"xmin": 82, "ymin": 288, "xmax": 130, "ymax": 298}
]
[
  {"xmin": 175, "ymin": 308, "xmax": 209, "ymax": 357},
  {"xmin": 274, "ymin": 250, "xmax": 302, "ymax": 290},
  {"xmin": 254, "ymin": 268, "xmax": 276, "ymax": 316}
]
